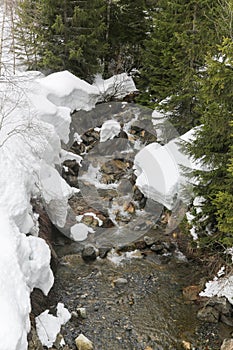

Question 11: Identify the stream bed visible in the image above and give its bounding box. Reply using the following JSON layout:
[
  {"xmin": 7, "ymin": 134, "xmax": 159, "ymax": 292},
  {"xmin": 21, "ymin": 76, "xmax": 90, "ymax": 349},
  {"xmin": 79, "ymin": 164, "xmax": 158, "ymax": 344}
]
[
  {"xmin": 43, "ymin": 102, "xmax": 232, "ymax": 350},
  {"xmin": 46, "ymin": 242, "xmax": 230, "ymax": 350}
]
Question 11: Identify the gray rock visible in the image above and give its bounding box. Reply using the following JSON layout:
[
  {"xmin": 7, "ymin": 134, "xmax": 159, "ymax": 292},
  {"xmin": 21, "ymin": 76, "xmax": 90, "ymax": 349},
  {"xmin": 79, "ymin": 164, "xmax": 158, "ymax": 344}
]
[
  {"xmin": 114, "ymin": 277, "xmax": 128, "ymax": 286},
  {"xmin": 98, "ymin": 245, "xmax": 112, "ymax": 258},
  {"xmin": 28, "ymin": 328, "xmax": 43, "ymax": 350},
  {"xmin": 144, "ymin": 235, "xmax": 157, "ymax": 246},
  {"xmin": 197, "ymin": 306, "xmax": 220, "ymax": 323},
  {"xmin": 208, "ymin": 297, "xmax": 232, "ymax": 316},
  {"xmin": 81, "ymin": 245, "xmax": 98, "ymax": 262},
  {"xmin": 77, "ymin": 307, "xmax": 87, "ymax": 319},
  {"xmin": 220, "ymin": 338, "xmax": 233, "ymax": 350},
  {"xmin": 150, "ymin": 243, "xmax": 164, "ymax": 253}
]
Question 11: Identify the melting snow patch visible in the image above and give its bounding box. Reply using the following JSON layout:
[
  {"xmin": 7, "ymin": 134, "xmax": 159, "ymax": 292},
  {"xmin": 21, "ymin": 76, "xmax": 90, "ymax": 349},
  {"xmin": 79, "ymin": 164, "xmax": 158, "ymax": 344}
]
[
  {"xmin": 93, "ymin": 73, "xmax": 137, "ymax": 101},
  {"xmin": 200, "ymin": 273, "xmax": 233, "ymax": 305},
  {"xmin": 100, "ymin": 120, "xmax": 121, "ymax": 142},
  {"xmin": 70, "ymin": 223, "xmax": 95, "ymax": 241},
  {"xmin": 36, "ymin": 303, "xmax": 71, "ymax": 348}
]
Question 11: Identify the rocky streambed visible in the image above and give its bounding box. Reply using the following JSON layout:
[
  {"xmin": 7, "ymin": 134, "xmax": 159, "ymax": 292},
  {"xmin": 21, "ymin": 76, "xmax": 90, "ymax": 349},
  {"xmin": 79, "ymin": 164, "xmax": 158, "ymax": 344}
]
[
  {"xmin": 31, "ymin": 102, "xmax": 233, "ymax": 350},
  {"xmin": 35, "ymin": 231, "xmax": 231, "ymax": 350}
]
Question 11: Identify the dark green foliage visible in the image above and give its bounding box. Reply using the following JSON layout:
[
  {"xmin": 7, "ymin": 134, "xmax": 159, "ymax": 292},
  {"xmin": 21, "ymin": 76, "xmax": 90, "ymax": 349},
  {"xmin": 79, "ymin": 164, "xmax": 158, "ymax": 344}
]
[
  {"xmin": 104, "ymin": 0, "xmax": 150, "ymax": 76},
  {"xmin": 15, "ymin": 0, "xmax": 150, "ymax": 81},
  {"xmin": 137, "ymin": 0, "xmax": 223, "ymax": 132},
  {"xmin": 186, "ymin": 39, "xmax": 233, "ymax": 247}
]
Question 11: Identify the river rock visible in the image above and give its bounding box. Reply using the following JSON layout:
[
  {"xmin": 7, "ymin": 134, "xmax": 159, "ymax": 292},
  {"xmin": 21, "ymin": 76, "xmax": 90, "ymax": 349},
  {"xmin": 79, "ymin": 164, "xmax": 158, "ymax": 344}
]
[
  {"xmin": 123, "ymin": 201, "xmax": 135, "ymax": 214},
  {"xmin": 207, "ymin": 296, "xmax": 232, "ymax": 315},
  {"xmin": 150, "ymin": 243, "xmax": 165, "ymax": 253},
  {"xmin": 100, "ymin": 159, "xmax": 132, "ymax": 177},
  {"xmin": 197, "ymin": 306, "xmax": 220, "ymax": 323},
  {"xmin": 28, "ymin": 327, "xmax": 43, "ymax": 350},
  {"xmin": 220, "ymin": 338, "xmax": 233, "ymax": 350},
  {"xmin": 75, "ymin": 334, "xmax": 93, "ymax": 350},
  {"xmin": 207, "ymin": 297, "xmax": 233, "ymax": 326},
  {"xmin": 98, "ymin": 245, "xmax": 112, "ymax": 258},
  {"xmin": 70, "ymin": 141, "xmax": 86, "ymax": 155},
  {"xmin": 81, "ymin": 244, "xmax": 98, "ymax": 262},
  {"xmin": 144, "ymin": 235, "xmax": 157, "ymax": 246},
  {"xmin": 113, "ymin": 277, "xmax": 128, "ymax": 286},
  {"xmin": 182, "ymin": 285, "xmax": 201, "ymax": 301},
  {"xmin": 77, "ymin": 307, "xmax": 87, "ymax": 319}
]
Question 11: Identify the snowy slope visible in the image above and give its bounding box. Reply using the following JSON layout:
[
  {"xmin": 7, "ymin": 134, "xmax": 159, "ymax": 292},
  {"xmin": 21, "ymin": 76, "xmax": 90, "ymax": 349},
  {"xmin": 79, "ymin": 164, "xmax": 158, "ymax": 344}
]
[{"xmin": 0, "ymin": 70, "xmax": 136, "ymax": 350}]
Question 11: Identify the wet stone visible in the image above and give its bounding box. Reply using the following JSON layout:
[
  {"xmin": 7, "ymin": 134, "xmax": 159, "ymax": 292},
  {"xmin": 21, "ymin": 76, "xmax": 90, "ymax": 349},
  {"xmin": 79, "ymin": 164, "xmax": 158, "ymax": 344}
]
[
  {"xmin": 81, "ymin": 245, "xmax": 98, "ymax": 262},
  {"xmin": 98, "ymin": 245, "xmax": 112, "ymax": 259},
  {"xmin": 197, "ymin": 306, "xmax": 220, "ymax": 323},
  {"xmin": 114, "ymin": 277, "xmax": 128, "ymax": 286},
  {"xmin": 77, "ymin": 307, "xmax": 87, "ymax": 319},
  {"xmin": 150, "ymin": 243, "xmax": 165, "ymax": 253},
  {"xmin": 144, "ymin": 235, "xmax": 157, "ymax": 246},
  {"xmin": 75, "ymin": 334, "xmax": 93, "ymax": 350},
  {"xmin": 70, "ymin": 141, "xmax": 86, "ymax": 155}
]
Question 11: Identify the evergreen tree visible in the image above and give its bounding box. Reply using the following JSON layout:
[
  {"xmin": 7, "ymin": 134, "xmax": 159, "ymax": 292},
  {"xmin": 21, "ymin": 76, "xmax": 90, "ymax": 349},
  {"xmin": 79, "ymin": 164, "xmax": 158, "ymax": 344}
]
[
  {"xmin": 104, "ymin": 0, "xmax": 150, "ymax": 76},
  {"xmin": 16, "ymin": 0, "xmax": 107, "ymax": 80},
  {"xmin": 138, "ymin": 0, "xmax": 222, "ymax": 133},
  {"xmin": 14, "ymin": 0, "xmax": 43, "ymax": 69},
  {"xmin": 186, "ymin": 38, "xmax": 233, "ymax": 246}
]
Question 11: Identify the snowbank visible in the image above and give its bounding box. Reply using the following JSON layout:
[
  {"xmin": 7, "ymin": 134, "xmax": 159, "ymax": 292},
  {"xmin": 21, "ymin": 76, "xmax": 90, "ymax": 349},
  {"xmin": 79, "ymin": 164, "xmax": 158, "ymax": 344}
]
[
  {"xmin": 38, "ymin": 70, "xmax": 100, "ymax": 112},
  {"xmin": 134, "ymin": 128, "xmax": 202, "ymax": 210},
  {"xmin": 0, "ymin": 69, "xmax": 135, "ymax": 350}
]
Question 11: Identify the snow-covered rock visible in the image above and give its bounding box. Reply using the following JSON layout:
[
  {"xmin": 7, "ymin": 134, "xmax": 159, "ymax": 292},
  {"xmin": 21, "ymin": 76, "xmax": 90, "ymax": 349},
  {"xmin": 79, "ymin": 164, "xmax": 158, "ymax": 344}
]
[
  {"xmin": 134, "ymin": 128, "xmax": 202, "ymax": 210},
  {"xmin": 100, "ymin": 119, "xmax": 121, "ymax": 142},
  {"xmin": 200, "ymin": 273, "xmax": 233, "ymax": 305}
]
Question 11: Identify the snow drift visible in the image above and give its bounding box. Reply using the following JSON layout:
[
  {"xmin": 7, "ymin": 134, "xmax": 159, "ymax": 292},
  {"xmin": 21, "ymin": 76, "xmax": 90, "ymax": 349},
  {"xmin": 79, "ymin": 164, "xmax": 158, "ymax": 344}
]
[
  {"xmin": 134, "ymin": 128, "xmax": 202, "ymax": 210},
  {"xmin": 0, "ymin": 70, "xmax": 136, "ymax": 350}
]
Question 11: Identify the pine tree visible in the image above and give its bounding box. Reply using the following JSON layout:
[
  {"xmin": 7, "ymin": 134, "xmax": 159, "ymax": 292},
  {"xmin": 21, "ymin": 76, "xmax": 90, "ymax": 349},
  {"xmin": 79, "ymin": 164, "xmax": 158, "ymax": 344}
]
[
  {"xmin": 15, "ymin": 0, "xmax": 107, "ymax": 80},
  {"xmin": 15, "ymin": 0, "xmax": 43, "ymax": 69},
  {"xmin": 186, "ymin": 38, "xmax": 233, "ymax": 246},
  {"xmin": 104, "ymin": 0, "xmax": 150, "ymax": 76},
  {"xmin": 138, "ymin": 0, "xmax": 223, "ymax": 133}
]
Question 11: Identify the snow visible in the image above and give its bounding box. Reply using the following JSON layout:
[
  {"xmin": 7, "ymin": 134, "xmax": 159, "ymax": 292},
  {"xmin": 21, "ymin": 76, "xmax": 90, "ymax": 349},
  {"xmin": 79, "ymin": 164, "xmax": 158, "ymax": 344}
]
[
  {"xmin": 93, "ymin": 73, "xmax": 137, "ymax": 101},
  {"xmin": 0, "ymin": 67, "xmax": 136, "ymax": 350},
  {"xmin": 38, "ymin": 70, "xmax": 100, "ymax": 112},
  {"xmin": 134, "ymin": 128, "xmax": 203, "ymax": 210},
  {"xmin": 36, "ymin": 303, "xmax": 71, "ymax": 348},
  {"xmin": 70, "ymin": 223, "xmax": 95, "ymax": 241},
  {"xmin": 107, "ymin": 249, "xmax": 143, "ymax": 265},
  {"xmin": 200, "ymin": 273, "xmax": 233, "ymax": 305},
  {"xmin": 100, "ymin": 119, "xmax": 121, "ymax": 142},
  {"xmin": 60, "ymin": 149, "xmax": 82, "ymax": 166}
]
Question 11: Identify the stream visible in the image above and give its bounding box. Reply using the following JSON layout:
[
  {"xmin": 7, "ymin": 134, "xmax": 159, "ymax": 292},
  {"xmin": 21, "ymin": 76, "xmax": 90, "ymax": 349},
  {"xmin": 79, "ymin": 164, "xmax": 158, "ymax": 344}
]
[
  {"xmin": 47, "ymin": 239, "xmax": 230, "ymax": 350},
  {"xmin": 44, "ymin": 102, "xmax": 232, "ymax": 350}
]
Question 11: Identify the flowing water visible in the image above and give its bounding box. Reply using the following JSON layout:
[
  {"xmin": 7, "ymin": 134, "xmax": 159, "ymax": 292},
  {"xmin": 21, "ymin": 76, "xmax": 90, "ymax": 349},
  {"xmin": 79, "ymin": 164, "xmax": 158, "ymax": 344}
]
[
  {"xmin": 47, "ymin": 242, "xmax": 229, "ymax": 350},
  {"xmin": 46, "ymin": 103, "xmax": 232, "ymax": 349}
]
